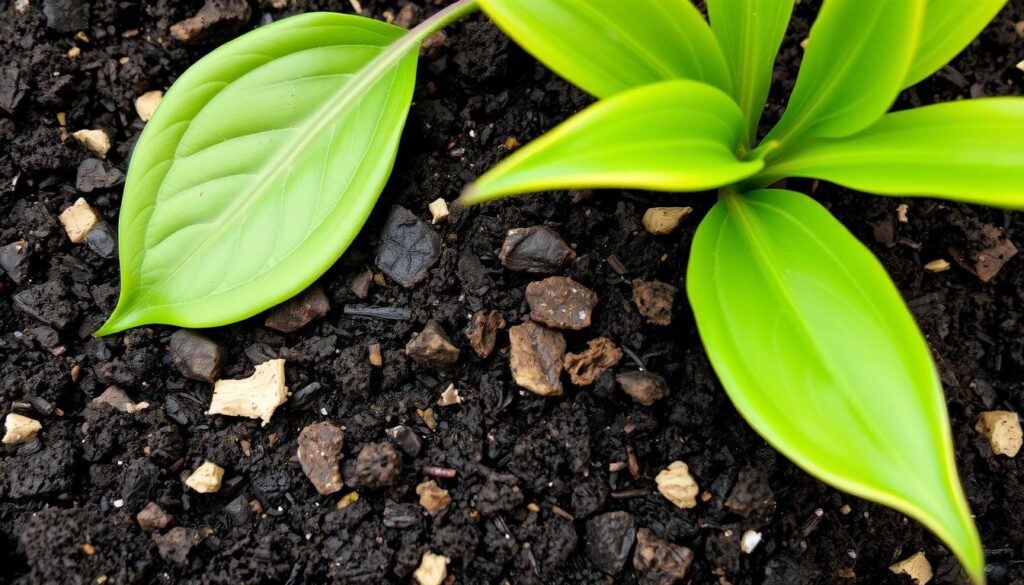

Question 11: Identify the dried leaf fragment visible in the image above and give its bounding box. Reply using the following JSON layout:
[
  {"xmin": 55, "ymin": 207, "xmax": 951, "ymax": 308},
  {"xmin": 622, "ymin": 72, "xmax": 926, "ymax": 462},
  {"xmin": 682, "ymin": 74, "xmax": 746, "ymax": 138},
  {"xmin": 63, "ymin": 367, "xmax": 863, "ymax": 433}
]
[
  {"xmin": 185, "ymin": 461, "xmax": 224, "ymax": 493},
  {"xmin": 207, "ymin": 359, "xmax": 288, "ymax": 425},
  {"xmin": 975, "ymin": 410, "xmax": 1022, "ymax": 457},
  {"xmin": 3, "ymin": 413, "xmax": 41, "ymax": 445},
  {"xmin": 656, "ymin": 461, "xmax": 699, "ymax": 509}
]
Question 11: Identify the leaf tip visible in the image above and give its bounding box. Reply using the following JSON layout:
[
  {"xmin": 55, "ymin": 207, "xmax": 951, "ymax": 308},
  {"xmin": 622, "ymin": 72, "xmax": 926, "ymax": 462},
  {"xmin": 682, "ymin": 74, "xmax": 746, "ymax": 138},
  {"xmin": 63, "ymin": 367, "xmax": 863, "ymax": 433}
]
[{"xmin": 457, "ymin": 183, "xmax": 483, "ymax": 206}]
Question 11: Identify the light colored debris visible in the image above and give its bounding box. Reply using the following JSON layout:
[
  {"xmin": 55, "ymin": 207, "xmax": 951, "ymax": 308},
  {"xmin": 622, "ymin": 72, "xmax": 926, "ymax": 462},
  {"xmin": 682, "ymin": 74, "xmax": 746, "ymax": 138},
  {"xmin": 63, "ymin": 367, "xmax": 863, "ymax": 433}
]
[
  {"xmin": 1015, "ymin": 21, "xmax": 1024, "ymax": 38},
  {"xmin": 3, "ymin": 413, "xmax": 41, "ymax": 445},
  {"xmin": 416, "ymin": 480, "xmax": 451, "ymax": 516},
  {"xmin": 740, "ymin": 529, "xmax": 762, "ymax": 554},
  {"xmin": 185, "ymin": 461, "xmax": 224, "ymax": 493},
  {"xmin": 67, "ymin": 46, "xmax": 81, "ymax": 58},
  {"xmin": 369, "ymin": 342, "xmax": 383, "ymax": 367},
  {"xmin": 504, "ymin": 137, "xmax": 521, "ymax": 151},
  {"xmin": 976, "ymin": 410, "xmax": 1022, "ymax": 457},
  {"xmin": 437, "ymin": 384, "xmax": 462, "ymax": 406},
  {"xmin": 413, "ymin": 551, "xmax": 450, "ymax": 585},
  {"xmin": 1017, "ymin": 59, "xmax": 1024, "ymax": 74},
  {"xmin": 135, "ymin": 91, "xmax": 163, "ymax": 122},
  {"xmin": 924, "ymin": 259, "xmax": 950, "ymax": 273},
  {"xmin": 889, "ymin": 551, "xmax": 933, "ymax": 585},
  {"xmin": 207, "ymin": 359, "xmax": 288, "ymax": 426},
  {"xmin": 656, "ymin": 461, "xmax": 699, "ymax": 509},
  {"xmin": 428, "ymin": 198, "xmax": 449, "ymax": 225},
  {"xmin": 642, "ymin": 207, "xmax": 692, "ymax": 235},
  {"xmin": 72, "ymin": 129, "xmax": 111, "ymax": 158},
  {"xmin": 58, "ymin": 198, "xmax": 100, "ymax": 243},
  {"xmin": 896, "ymin": 203, "xmax": 909, "ymax": 223},
  {"xmin": 91, "ymin": 386, "xmax": 149, "ymax": 413},
  {"xmin": 14, "ymin": 0, "xmax": 29, "ymax": 13},
  {"xmin": 800, "ymin": 38, "xmax": 809, "ymax": 50}
]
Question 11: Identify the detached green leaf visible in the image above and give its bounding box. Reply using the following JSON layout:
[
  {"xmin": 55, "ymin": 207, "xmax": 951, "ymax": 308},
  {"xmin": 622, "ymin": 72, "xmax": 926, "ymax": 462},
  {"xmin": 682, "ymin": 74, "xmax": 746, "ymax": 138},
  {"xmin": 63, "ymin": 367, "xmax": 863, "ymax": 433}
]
[
  {"xmin": 904, "ymin": 0, "xmax": 1007, "ymax": 88},
  {"xmin": 767, "ymin": 98, "xmax": 1024, "ymax": 208},
  {"xmin": 460, "ymin": 80, "xmax": 763, "ymax": 204},
  {"xmin": 97, "ymin": 13, "xmax": 424, "ymax": 335},
  {"xmin": 765, "ymin": 0, "xmax": 924, "ymax": 146},
  {"xmin": 477, "ymin": 0, "xmax": 731, "ymax": 98},
  {"xmin": 687, "ymin": 189, "xmax": 983, "ymax": 582},
  {"xmin": 707, "ymin": 0, "xmax": 794, "ymax": 146}
]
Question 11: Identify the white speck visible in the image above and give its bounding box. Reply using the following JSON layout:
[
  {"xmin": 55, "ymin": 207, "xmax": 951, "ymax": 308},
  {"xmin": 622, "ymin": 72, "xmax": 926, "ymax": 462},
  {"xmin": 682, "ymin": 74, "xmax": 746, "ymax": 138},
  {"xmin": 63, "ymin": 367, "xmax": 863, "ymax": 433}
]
[
  {"xmin": 305, "ymin": 533, "xmax": 312, "ymax": 540},
  {"xmin": 277, "ymin": 506, "xmax": 283, "ymax": 512},
  {"xmin": 320, "ymin": 407, "xmax": 328, "ymax": 416},
  {"xmin": 740, "ymin": 529, "xmax": 762, "ymax": 554},
  {"xmin": 117, "ymin": 460, "xmax": 123, "ymax": 465},
  {"xmin": 469, "ymin": 129, "xmax": 476, "ymax": 138},
  {"xmin": 113, "ymin": 499, "xmax": 124, "ymax": 508}
]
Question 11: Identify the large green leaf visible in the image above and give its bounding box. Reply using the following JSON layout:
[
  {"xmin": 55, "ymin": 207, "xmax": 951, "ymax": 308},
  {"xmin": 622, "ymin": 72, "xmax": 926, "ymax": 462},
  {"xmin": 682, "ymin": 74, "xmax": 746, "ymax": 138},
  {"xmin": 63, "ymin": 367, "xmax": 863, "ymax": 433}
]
[
  {"xmin": 765, "ymin": 98, "xmax": 1024, "ymax": 208},
  {"xmin": 687, "ymin": 189, "xmax": 983, "ymax": 581},
  {"xmin": 460, "ymin": 80, "xmax": 763, "ymax": 204},
  {"xmin": 95, "ymin": 9, "xmax": 468, "ymax": 335},
  {"xmin": 763, "ymin": 0, "xmax": 924, "ymax": 149},
  {"xmin": 707, "ymin": 0, "xmax": 794, "ymax": 147},
  {"xmin": 477, "ymin": 0, "xmax": 731, "ymax": 99},
  {"xmin": 904, "ymin": 0, "xmax": 1007, "ymax": 88}
]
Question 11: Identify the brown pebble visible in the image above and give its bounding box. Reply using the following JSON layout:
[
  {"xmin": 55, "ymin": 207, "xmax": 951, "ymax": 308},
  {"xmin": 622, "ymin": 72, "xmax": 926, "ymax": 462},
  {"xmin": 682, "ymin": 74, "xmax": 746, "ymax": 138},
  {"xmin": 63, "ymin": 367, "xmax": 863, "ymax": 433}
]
[
  {"xmin": 631, "ymin": 280, "xmax": 677, "ymax": 326},
  {"xmin": 416, "ymin": 480, "xmax": 451, "ymax": 516},
  {"xmin": 465, "ymin": 310, "xmax": 505, "ymax": 358},
  {"xmin": 152, "ymin": 527, "xmax": 203, "ymax": 566},
  {"xmin": 633, "ymin": 527, "xmax": 694, "ymax": 583},
  {"xmin": 169, "ymin": 329, "xmax": 224, "ymax": 383},
  {"xmin": 526, "ymin": 276, "xmax": 598, "ymax": 330},
  {"xmin": 90, "ymin": 386, "xmax": 148, "ymax": 413},
  {"xmin": 564, "ymin": 337, "xmax": 622, "ymax": 385},
  {"xmin": 137, "ymin": 502, "xmax": 174, "ymax": 533},
  {"xmin": 352, "ymin": 442, "xmax": 402, "ymax": 489},
  {"xmin": 508, "ymin": 322, "xmax": 565, "ymax": 396},
  {"xmin": 58, "ymin": 198, "xmax": 99, "ymax": 244},
  {"xmin": 368, "ymin": 343, "xmax": 383, "ymax": 367},
  {"xmin": 349, "ymin": 268, "xmax": 373, "ymax": 299},
  {"xmin": 616, "ymin": 370, "xmax": 669, "ymax": 406},
  {"xmin": 499, "ymin": 226, "xmax": 576, "ymax": 273},
  {"xmin": 264, "ymin": 285, "xmax": 330, "ymax": 333},
  {"xmin": 297, "ymin": 422, "xmax": 345, "ymax": 495},
  {"xmin": 405, "ymin": 320, "xmax": 460, "ymax": 369}
]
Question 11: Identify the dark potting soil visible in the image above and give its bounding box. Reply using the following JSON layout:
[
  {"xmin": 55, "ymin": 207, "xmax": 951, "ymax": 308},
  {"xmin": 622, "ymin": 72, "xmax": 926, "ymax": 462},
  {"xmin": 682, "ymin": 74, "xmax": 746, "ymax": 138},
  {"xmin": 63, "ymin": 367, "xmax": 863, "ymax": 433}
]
[{"xmin": 1, "ymin": 0, "xmax": 1023, "ymax": 583}]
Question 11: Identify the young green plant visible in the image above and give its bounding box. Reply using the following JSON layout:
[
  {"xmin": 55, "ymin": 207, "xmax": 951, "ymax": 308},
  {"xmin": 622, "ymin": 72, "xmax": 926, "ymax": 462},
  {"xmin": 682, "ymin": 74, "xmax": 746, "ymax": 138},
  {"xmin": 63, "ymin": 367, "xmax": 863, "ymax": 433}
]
[{"xmin": 462, "ymin": 0, "xmax": 1022, "ymax": 580}]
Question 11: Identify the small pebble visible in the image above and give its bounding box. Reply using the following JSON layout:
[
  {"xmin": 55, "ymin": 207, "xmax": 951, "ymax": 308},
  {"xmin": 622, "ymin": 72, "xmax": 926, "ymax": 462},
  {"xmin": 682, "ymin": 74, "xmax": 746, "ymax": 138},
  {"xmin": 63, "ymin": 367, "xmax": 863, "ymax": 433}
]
[
  {"xmin": 185, "ymin": 461, "xmax": 224, "ymax": 493},
  {"xmin": 413, "ymin": 551, "xmax": 450, "ymax": 585},
  {"xmin": 76, "ymin": 158, "xmax": 125, "ymax": 193},
  {"xmin": 90, "ymin": 386, "xmax": 149, "ymax": 413},
  {"xmin": 169, "ymin": 330, "xmax": 224, "ymax": 383},
  {"xmin": 58, "ymin": 198, "xmax": 99, "ymax": 243},
  {"xmin": 631, "ymin": 280, "xmax": 676, "ymax": 326},
  {"xmin": 264, "ymin": 285, "xmax": 330, "ymax": 333},
  {"xmin": 137, "ymin": 502, "xmax": 174, "ymax": 533},
  {"xmin": 740, "ymin": 529, "xmax": 762, "ymax": 554},
  {"xmin": 633, "ymin": 527, "xmax": 694, "ymax": 582},
  {"xmin": 642, "ymin": 207, "xmax": 691, "ymax": 235},
  {"xmin": 351, "ymin": 442, "xmax": 401, "ymax": 489},
  {"xmin": 924, "ymin": 259, "xmax": 950, "ymax": 273},
  {"xmin": 72, "ymin": 129, "xmax": 111, "ymax": 158},
  {"xmin": 508, "ymin": 322, "xmax": 565, "ymax": 396},
  {"xmin": 616, "ymin": 370, "xmax": 669, "ymax": 406},
  {"xmin": 586, "ymin": 510, "xmax": 636, "ymax": 575},
  {"xmin": 564, "ymin": 337, "xmax": 622, "ymax": 386},
  {"xmin": 428, "ymin": 198, "xmax": 449, "ymax": 224},
  {"xmin": 465, "ymin": 310, "xmax": 505, "ymax": 358},
  {"xmin": 387, "ymin": 425, "xmax": 422, "ymax": 457},
  {"xmin": 976, "ymin": 410, "xmax": 1022, "ymax": 457},
  {"xmin": 526, "ymin": 276, "xmax": 598, "ymax": 330},
  {"xmin": 3, "ymin": 413, "xmax": 41, "ymax": 445},
  {"xmin": 656, "ymin": 461, "xmax": 699, "ymax": 509},
  {"xmin": 375, "ymin": 206, "xmax": 442, "ymax": 288},
  {"xmin": 499, "ymin": 226, "xmax": 576, "ymax": 273},
  {"xmin": 152, "ymin": 527, "xmax": 203, "ymax": 565},
  {"xmin": 405, "ymin": 320, "xmax": 460, "ymax": 369},
  {"xmin": 889, "ymin": 551, "xmax": 933, "ymax": 585},
  {"xmin": 416, "ymin": 480, "xmax": 451, "ymax": 516},
  {"xmin": 297, "ymin": 422, "xmax": 345, "ymax": 495},
  {"xmin": 135, "ymin": 91, "xmax": 163, "ymax": 122},
  {"xmin": 170, "ymin": 0, "xmax": 252, "ymax": 45}
]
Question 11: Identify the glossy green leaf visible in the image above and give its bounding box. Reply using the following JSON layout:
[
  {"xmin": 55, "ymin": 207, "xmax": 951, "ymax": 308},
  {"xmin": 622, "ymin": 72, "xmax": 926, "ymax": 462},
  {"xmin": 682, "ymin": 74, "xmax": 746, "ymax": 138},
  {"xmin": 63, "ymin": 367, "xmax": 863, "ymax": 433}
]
[
  {"xmin": 766, "ymin": 98, "xmax": 1024, "ymax": 208},
  {"xmin": 687, "ymin": 189, "xmax": 983, "ymax": 582},
  {"xmin": 904, "ymin": 0, "xmax": 1007, "ymax": 88},
  {"xmin": 460, "ymin": 80, "xmax": 763, "ymax": 204},
  {"xmin": 477, "ymin": 0, "xmax": 731, "ymax": 99},
  {"xmin": 764, "ymin": 0, "xmax": 924, "ymax": 148},
  {"xmin": 707, "ymin": 0, "xmax": 794, "ymax": 147},
  {"xmin": 95, "ymin": 8, "xmax": 474, "ymax": 336}
]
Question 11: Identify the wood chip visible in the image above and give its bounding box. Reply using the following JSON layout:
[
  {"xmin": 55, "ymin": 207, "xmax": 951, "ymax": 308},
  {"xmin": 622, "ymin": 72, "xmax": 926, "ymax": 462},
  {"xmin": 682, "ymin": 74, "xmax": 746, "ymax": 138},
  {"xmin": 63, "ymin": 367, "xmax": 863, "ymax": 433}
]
[
  {"xmin": 642, "ymin": 207, "xmax": 692, "ymax": 235},
  {"xmin": 185, "ymin": 461, "xmax": 224, "ymax": 493},
  {"xmin": 976, "ymin": 410, "xmax": 1022, "ymax": 457},
  {"xmin": 368, "ymin": 342, "xmax": 383, "ymax": 367},
  {"xmin": 889, "ymin": 551, "xmax": 933, "ymax": 584},
  {"xmin": 72, "ymin": 129, "xmax": 111, "ymax": 158},
  {"xmin": 413, "ymin": 551, "xmax": 450, "ymax": 585},
  {"xmin": 3, "ymin": 413, "xmax": 41, "ymax": 445},
  {"xmin": 437, "ymin": 384, "xmax": 462, "ymax": 406},
  {"xmin": 58, "ymin": 198, "xmax": 100, "ymax": 243},
  {"xmin": 656, "ymin": 461, "xmax": 699, "ymax": 509},
  {"xmin": 923, "ymin": 259, "xmax": 950, "ymax": 273},
  {"xmin": 135, "ymin": 90, "xmax": 163, "ymax": 122},
  {"xmin": 428, "ymin": 198, "xmax": 449, "ymax": 224},
  {"xmin": 207, "ymin": 359, "xmax": 288, "ymax": 426}
]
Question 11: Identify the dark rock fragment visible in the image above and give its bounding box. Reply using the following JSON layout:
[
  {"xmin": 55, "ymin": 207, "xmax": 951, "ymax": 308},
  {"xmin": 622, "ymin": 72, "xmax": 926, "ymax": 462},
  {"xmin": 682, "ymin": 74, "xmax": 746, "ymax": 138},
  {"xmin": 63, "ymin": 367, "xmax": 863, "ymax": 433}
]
[
  {"xmin": 297, "ymin": 422, "xmax": 345, "ymax": 495},
  {"xmin": 375, "ymin": 206, "xmax": 442, "ymax": 287},
  {"xmin": 564, "ymin": 337, "xmax": 622, "ymax": 385},
  {"xmin": 526, "ymin": 276, "xmax": 598, "ymax": 330},
  {"xmin": 508, "ymin": 322, "xmax": 565, "ymax": 396},
  {"xmin": 264, "ymin": 285, "xmax": 330, "ymax": 332},
  {"xmin": 76, "ymin": 158, "xmax": 125, "ymax": 193},
  {"xmin": 1, "ymin": 240, "xmax": 31, "ymax": 284},
  {"xmin": 465, "ymin": 309, "xmax": 505, "ymax": 358},
  {"xmin": 170, "ymin": 0, "xmax": 252, "ymax": 45},
  {"xmin": 152, "ymin": 527, "xmax": 204, "ymax": 565},
  {"xmin": 169, "ymin": 330, "xmax": 224, "ymax": 383},
  {"xmin": 137, "ymin": 502, "xmax": 174, "ymax": 533},
  {"xmin": 13, "ymin": 280, "xmax": 77, "ymax": 329},
  {"xmin": 631, "ymin": 280, "xmax": 677, "ymax": 326},
  {"xmin": 632, "ymin": 528, "xmax": 694, "ymax": 585},
  {"xmin": 725, "ymin": 467, "xmax": 776, "ymax": 522},
  {"xmin": 349, "ymin": 268, "xmax": 373, "ymax": 299},
  {"xmin": 7, "ymin": 440, "xmax": 76, "ymax": 499},
  {"xmin": 147, "ymin": 425, "xmax": 185, "ymax": 467},
  {"xmin": 43, "ymin": 0, "xmax": 89, "ymax": 32},
  {"xmin": 351, "ymin": 442, "xmax": 402, "ymax": 489},
  {"xmin": 616, "ymin": 371, "xmax": 669, "ymax": 406},
  {"xmin": 224, "ymin": 495, "xmax": 251, "ymax": 526},
  {"xmin": 706, "ymin": 524, "xmax": 741, "ymax": 575},
  {"xmin": 499, "ymin": 226, "xmax": 576, "ymax": 273},
  {"xmin": 0, "ymin": 65, "xmax": 26, "ymax": 115},
  {"xmin": 387, "ymin": 424, "xmax": 422, "ymax": 457},
  {"xmin": 405, "ymin": 320, "xmax": 460, "ymax": 369},
  {"xmin": 120, "ymin": 458, "xmax": 160, "ymax": 512},
  {"xmin": 586, "ymin": 511, "xmax": 636, "ymax": 575},
  {"xmin": 84, "ymin": 221, "xmax": 118, "ymax": 258}
]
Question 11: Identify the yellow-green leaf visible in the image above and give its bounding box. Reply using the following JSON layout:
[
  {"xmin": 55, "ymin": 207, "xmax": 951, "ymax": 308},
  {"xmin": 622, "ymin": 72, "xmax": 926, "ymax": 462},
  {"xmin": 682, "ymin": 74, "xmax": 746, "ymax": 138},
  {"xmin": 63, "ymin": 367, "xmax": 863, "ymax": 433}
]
[
  {"xmin": 460, "ymin": 80, "xmax": 763, "ymax": 204},
  {"xmin": 687, "ymin": 189, "xmax": 983, "ymax": 582},
  {"xmin": 904, "ymin": 0, "xmax": 1007, "ymax": 88}
]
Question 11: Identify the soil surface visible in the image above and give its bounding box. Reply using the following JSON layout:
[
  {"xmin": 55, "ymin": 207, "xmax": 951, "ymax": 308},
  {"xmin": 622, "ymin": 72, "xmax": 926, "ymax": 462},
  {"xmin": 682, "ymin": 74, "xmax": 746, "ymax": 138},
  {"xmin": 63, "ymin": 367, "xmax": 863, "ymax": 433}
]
[{"xmin": 2, "ymin": 1, "xmax": 1023, "ymax": 583}]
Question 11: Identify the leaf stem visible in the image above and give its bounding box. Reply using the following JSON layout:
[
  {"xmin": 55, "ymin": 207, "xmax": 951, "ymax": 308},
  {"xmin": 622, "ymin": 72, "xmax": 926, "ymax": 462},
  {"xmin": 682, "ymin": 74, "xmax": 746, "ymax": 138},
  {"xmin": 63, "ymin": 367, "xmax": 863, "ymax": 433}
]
[{"xmin": 407, "ymin": 0, "xmax": 480, "ymax": 45}]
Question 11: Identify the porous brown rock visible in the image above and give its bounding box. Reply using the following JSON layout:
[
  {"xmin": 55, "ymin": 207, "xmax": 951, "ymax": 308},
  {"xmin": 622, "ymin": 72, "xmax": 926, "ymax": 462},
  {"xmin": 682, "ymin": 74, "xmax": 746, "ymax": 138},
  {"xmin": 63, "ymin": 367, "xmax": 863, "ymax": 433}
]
[
  {"xmin": 631, "ymin": 280, "xmax": 677, "ymax": 326},
  {"xmin": 152, "ymin": 527, "xmax": 204, "ymax": 565},
  {"xmin": 264, "ymin": 285, "xmax": 330, "ymax": 333},
  {"xmin": 656, "ymin": 461, "xmax": 698, "ymax": 509},
  {"xmin": 616, "ymin": 371, "xmax": 669, "ymax": 406},
  {"xmin": 406, "ymin": 320, "xmax": 460, "ymax": 369},
  {"xmin": 508, "ymin": 322, "xmax": 566, "ymax": 396},
  {"xmin": 297, "ymin": 422, "xmax": 345, "ymax": 495},
  {"xmin": 465, "ymin": 310, "xmax": 505, "ymax": 358},
  {"xmin": 416, "ymin": 480, "xmax": 451, "ymax": 516},
  {"xmin": 633, "ymin": 528, "xmax": 694, "ymax": 584},
  {"xmin": 352, "ymin": 442, "xmax": 402, "ymax": 489},
  {"xmin": 525, "ymin": 276, "xmax": 597, "ymax": 330},
  {"xmin": 564, "ymin": 337, "xmax": 622, "ymax": 385},
  {"xmin": 137, "ymin": 502, "xmax": 174, "ymax": 533},
  {"xmin": 499, "ymin": 226, "xmax": 576, "ymax": 273}
]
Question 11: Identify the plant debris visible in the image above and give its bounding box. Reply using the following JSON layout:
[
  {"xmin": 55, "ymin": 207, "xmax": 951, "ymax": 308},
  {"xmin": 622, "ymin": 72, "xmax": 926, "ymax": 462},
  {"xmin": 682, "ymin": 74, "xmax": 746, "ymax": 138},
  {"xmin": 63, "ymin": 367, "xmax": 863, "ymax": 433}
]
[
  {"xmin": 656, "ymin": 461, "xmax": 699, "ymax": 509},
  {"xmin": 207, "ymin": 358, "xmax": 288, "ymax": 425},
  {"xmin": 525, "ymin": 276, "xmax": 598, "ymax": 330},
  {"xmin": 508, "ymin": 322, "xmax": 566, "ymax": 396},
  {"xmin": 564, "ymin": 337, "xmax": 622, "ymax": 385}
]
